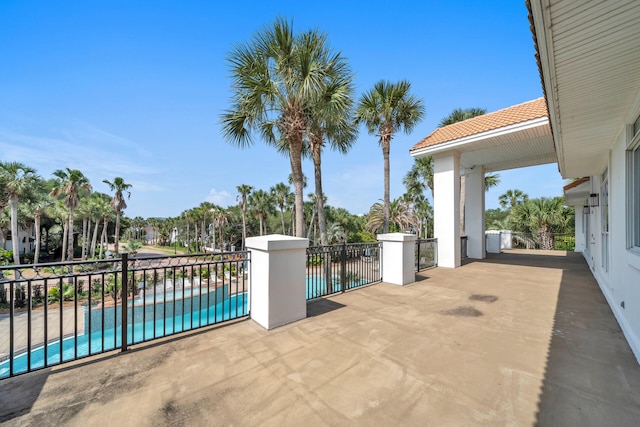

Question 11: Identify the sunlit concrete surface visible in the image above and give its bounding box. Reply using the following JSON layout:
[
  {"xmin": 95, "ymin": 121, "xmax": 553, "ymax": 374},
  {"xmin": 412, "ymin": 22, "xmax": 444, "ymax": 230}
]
[{"xmin": 1, "ymin": 250, "xmax": 639, "ymax": 426}]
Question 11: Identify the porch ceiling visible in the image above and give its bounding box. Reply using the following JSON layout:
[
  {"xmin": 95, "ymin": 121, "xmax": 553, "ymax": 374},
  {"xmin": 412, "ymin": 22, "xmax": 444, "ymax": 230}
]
[
  {"xmin": 410, "ymin": 116, "xmax": 556, "ymax": 173},
  {"xmin": 529, "ymin": 0, "xmax": 640, "ymax": 178}
]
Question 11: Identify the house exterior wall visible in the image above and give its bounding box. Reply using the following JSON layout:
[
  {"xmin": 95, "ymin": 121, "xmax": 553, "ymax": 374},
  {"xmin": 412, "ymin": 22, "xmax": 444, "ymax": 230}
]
[
  {"xmin": 1, "ymin": 224, "xmax": 36, "ymax": 255},
  {"xmin": 585, "ymin": 121, "xmax": 640, "ymax": 362}
]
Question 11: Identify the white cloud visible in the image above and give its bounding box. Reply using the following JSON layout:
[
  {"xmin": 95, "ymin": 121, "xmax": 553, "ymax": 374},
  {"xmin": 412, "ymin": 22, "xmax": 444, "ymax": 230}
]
[{"xmin": 205, "ymin": 188, "xmax": 232, "ymax": 206}]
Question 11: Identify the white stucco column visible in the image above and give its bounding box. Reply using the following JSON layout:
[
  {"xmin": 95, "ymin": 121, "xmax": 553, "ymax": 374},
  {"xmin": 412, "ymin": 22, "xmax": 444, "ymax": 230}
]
[
  {"xmin": 574, "ymin": 206, "xmax": 586, "ymax": 253},
  {"xmin": 245, "ymin": 234, "xmax": 308, "ymax": 330},
  {"xmin": 377, "ymin": 233, "xmax": 417, "ymax": 285},
  {"xmin": 433, "ymin": 152, "xmax": 461, "ymax": 268},
  {"xmin": 464, "ymin": 168, "xmax": 486, "ymax": 259}
]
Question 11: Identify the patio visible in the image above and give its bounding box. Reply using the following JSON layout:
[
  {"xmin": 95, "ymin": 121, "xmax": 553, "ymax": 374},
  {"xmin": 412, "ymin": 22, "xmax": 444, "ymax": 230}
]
[{"xmin": 1, "ymin": 250, "xmax": 639, "ymax": 425}]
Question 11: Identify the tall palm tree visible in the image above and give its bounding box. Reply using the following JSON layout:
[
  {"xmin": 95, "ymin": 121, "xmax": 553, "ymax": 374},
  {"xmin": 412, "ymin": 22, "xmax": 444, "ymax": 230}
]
[
  {"xmin": 356, "ymin": 80, "xmax": 425, "ymax": 233},
  {"xmin": 51, "ymin": 168, "xmax": 92, "ymax": 261},
  {"xmin": 222, "ymin": 18, "xmax": 338, "ymax": 238},
  {"xmin": 499, "ymin": 189, "xmax": 529, "ymax": 210},
  {"xmin": 270, "ymin": 183, "xmax": 291, "ymax": 234},
  {"xmin": 102, "ymin": 177, "xmax": 131, "ymax": 256},
  {"xmin": 0, "ymin": 162, "xmax": 40, "ymax": 265},
  {"xmin": 307, "ymin": 64, "xmax": 357, "ymax": 246},
  {"xmin": 236, "ymin": 184, "xmax": 253, "ymax": 250}
]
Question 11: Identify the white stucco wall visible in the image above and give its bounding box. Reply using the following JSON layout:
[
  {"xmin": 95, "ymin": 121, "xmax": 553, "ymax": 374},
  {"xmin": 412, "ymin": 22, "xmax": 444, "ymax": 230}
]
[{"xmin": 586, "ymin": 124, "xmax": 640, "ymax": 363}]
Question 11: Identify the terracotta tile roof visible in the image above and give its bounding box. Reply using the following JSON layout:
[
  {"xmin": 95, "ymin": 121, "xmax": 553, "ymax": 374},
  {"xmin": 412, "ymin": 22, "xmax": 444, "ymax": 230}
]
[
  {"xmin": 410, "ymin": 97, "xmax": 549, "ymax": 152},
  {"xmin": 563, "ymin": 177, "xmax": 589, "ymax": 191}
]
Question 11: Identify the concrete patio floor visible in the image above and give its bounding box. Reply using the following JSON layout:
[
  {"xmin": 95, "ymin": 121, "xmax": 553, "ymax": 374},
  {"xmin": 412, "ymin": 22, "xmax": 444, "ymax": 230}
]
[{"xmin": 1, "ymin": 250, "xmax": 639, "ymax": 426}]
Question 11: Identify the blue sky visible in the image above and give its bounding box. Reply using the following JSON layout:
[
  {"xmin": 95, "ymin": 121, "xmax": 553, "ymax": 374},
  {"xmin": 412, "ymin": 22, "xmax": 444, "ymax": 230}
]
[{"xmin": 0, "ymin": 0, "xmax": 564, "ymax": 218}]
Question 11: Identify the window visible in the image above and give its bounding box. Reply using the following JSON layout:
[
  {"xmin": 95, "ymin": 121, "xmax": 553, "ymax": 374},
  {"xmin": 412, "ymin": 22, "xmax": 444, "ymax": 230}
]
[
  {"xmin": 601, "ymin": 170, "xmax": 609, "ymax": 272},
  {"xmin": 628, "ymin": 116, "xmax": 640, "ymax": 251}
]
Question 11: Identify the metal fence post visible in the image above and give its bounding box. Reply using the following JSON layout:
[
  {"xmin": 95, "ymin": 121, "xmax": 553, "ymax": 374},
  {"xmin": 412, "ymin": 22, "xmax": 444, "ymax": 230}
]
[
  {"xmin": 121, "ymin": 252, "xmax": 129, "ymax": 352},
  {"xmin": 340, "ymin": 243, "xmax": 347, "ymax": 292}
]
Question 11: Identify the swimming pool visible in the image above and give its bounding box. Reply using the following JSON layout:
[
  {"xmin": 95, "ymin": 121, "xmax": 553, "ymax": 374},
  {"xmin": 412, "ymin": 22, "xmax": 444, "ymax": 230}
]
[{"xmin": 0, "ymin": 293, "xmax": 248, "ymax": 379}]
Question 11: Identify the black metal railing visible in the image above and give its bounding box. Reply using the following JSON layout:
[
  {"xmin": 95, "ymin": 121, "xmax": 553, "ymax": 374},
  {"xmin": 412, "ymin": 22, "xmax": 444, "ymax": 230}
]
[
  {"xmin": 415, "ymin": 238, "xmax": 438, "ymax": 271},
  {"xmin": 0, "ymin": 251, "xmax": 249, "ymax": 379},
  {"xmin": 511, "ymin": 232, "xmax": 576, "ymax": 251},
  {"xmin": 305, "ymin": 242, "xmax": 382, "ymax": 300},
  {"xmin": 461, "ymin": 236, "xmax": 468, "ymax": 259}
]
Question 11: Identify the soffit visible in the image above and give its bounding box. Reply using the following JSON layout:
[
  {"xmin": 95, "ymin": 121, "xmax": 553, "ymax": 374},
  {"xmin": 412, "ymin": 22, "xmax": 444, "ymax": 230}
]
[{"xmin": 529, "ymin": 0, "xmax": 640, "ymax": 178}]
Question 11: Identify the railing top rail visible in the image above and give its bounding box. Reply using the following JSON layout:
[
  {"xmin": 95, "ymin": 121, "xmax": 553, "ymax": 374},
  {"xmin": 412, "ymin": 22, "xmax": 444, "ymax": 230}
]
[
  {"xmin": 415, "ymin": 238, "xmax": 437, "ymax": 243},
  {"xmin": 0, "ymin": 251, "xmax": 250, "ymax": 279},
  {"xmin": 307, "ymin": 242, "xmax": 381, "ymax": 253}
]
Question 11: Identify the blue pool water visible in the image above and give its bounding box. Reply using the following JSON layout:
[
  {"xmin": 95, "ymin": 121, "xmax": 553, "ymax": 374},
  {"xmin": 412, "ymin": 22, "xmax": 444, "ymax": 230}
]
[{"xmin": 0, "ymin": 293, "xmax": 248, "ymax": 378}]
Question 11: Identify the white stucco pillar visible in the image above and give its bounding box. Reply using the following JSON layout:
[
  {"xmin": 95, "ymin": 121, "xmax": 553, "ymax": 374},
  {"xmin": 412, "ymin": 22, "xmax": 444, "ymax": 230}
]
[
  {"xmin": 433, "ymin": 152, "xmax": 461, "ymax": 268},
  {"xmin": 377, "ymin": 233, "xmax": 417, "ymax": 285},
  {"xmin": 465, "ymin": 168, "xmax": 486, "ymax": 259},
  {"xmin": 574, "ymin": 206, "xmax": 586, "ymax": 253},
  {"xmin": 245, "ymin": 234, "xmax": 308, "ymax": 330}
]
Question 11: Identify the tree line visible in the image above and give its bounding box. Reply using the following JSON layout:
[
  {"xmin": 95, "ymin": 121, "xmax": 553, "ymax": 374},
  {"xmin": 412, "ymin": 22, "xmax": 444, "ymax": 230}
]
[{"xmin": 0, "ymin": 162, "xmax": 131, "ymax": 265}]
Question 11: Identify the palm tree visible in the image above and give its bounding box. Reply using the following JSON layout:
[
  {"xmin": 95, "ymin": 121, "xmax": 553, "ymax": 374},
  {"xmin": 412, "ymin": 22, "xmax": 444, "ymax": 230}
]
[
  {"xmin": 356, "ymin": 80, "xmax": 425, "ymax": 233},
  {"xmin": 0, "ymin": 162, "xmax": 40, "ymax": 265},
  {"xmin": 248, "ymin": 190, "xmax": 274, "ymax": 236},
  {"xmin": 439, "ymin": 108, "xmax": 487, "ymax": 126},
  {"xmin": 512, "ymin": 197, "xmax": 566, "ymax": 250},
  {"xmin": 215, "ymin": 208, "xmax": 230, "ymax": 251},
  {"xmin": 307, "ymin": 53, "xmax": 357, "ymax": 246},
  {"xmin": 403, "ymin": 156, "xmax": 434, "ymax": 200},
  {"xmin": 326, "ymin": 223, "xmax": 346, "ymax": 244},
  {"xmin": 499, "ymin": 189, "xmax": 529, "ymax": 210},
  {"xmin": 484, "ymin": 174, "xmax": 501, "ymax": 192},
  {"xmin": 222, "ymin": 18, "xmax": 337, "ymax": 238},
  {"xmin": 23, "ymin": 196, "xmax": 52, "ymax": 264},
  {"xmin": 270, "ymin": 183, "xmax": 291, "ymax": 234},
  {"xmin": 287, "ymin": 173, "xmax": 307, "ymax": 236},
  {"xmin": 51, "ymin": 168, "xmax": 92, "ymax": 261},
  {"xmin": 365, "ymin": 198, "xmax": 416, "ymax": 234},
  {"xmin": 236, "ymin": 184, "xmax": 253, "ymax": 250},
  {"xmin": 102, "ymin": 177, "xmax": 132, "ymax": 256}
]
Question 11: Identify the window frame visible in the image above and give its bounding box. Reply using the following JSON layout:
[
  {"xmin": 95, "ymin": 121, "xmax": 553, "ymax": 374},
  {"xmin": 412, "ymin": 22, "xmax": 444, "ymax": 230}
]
[{"xmin": 627, "ymin": 116, "xmax": 640, "ymax": 253}]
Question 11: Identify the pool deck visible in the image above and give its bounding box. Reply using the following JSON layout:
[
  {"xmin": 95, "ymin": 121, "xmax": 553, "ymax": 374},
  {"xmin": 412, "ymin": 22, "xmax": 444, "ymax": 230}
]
[{"xmin": 1, "ymin": 250, "xmax": 640, "ymax": 426}]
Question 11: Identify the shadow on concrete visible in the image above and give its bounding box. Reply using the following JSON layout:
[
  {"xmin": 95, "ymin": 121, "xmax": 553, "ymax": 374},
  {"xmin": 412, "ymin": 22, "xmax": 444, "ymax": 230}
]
[
  {"xmin": 307, "ymin": 298, "xmax": 346, "ymax": 317},
  {"xmin": 533, "ymin": 253, "xmax": 640, "ymax": 424},
  {"xmin": 0, "ymin": 367, "xmax": 50, "ymax": 423},
  {"xmin": 467, "ymin": 250, "xmax": 575, "ymax": 270}
]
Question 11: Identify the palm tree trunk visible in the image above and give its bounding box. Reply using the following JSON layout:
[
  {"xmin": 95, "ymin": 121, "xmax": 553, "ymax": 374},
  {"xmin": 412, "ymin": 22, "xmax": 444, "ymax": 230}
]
[
  {"xmin": 382, "ymin": 138, "xmax": 391, "ymax": 234},
  {"xmin": 218, "ymin": 224, "xmax": 223, "ymax": 252},
  {"xmin": 91, "ymin": 220, "xmax": 100, "ymax": 258},
  {"xmin": 100, "ymin": 217, "xmax": 108, "ymax": 258},
  {"xmin": 9, "ymin": 196, "xmax": 20, "ymax": 265},
  {"xmin": 81, "ymin": 218, "xmax": 88, "ymax": 260},
  {"xmin": 280, "ymin": 207, "xmax": 286, "ymax": 234},
  {"xmin": 241, "ymin": 210, "xmax": 247, "ymax": 250},
  {"xmin": 34, "ymin": 215, "xmax": 42, "ymax": 264},
  {"xmin": 290, "ymin": 139, "xmax": 305, "ymax": 238},
  {"xmin": 61, "ymin": 218, "xmax": 68, "ymax": 262},
  {"xmin": 114, "ymin": 211, "xmax": 121, "ymax": 256},
  {"xmin": 311, "ymin": 144, "xmax": 328, "ymax": 246},
  {"xmin": 306, "ymin": 208, "xmax": 316, "ymax": 241},
  {"xmin": 67, "ymin": 209, "xmax": 75, "ymax": 261}
]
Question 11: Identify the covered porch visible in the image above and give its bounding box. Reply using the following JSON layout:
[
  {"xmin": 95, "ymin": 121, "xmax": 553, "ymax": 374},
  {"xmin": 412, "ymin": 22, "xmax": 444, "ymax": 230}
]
[
  {"xmin": 410, "ymin": 98, "xmax": 555, "ymax": 267},
  {"xmin": 2, "ymin": 250, "xmax": 639, "ymax": 425}
]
